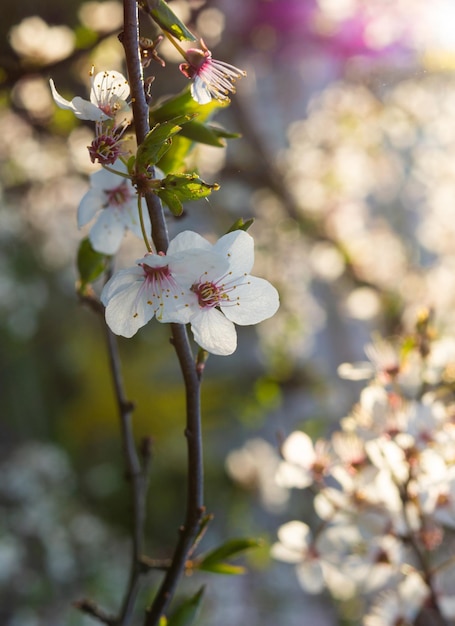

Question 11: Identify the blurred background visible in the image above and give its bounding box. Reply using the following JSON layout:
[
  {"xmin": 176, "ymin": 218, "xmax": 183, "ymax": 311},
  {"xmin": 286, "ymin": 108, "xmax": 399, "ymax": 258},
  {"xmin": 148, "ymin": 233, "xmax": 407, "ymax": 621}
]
[{"xmin": 3, "ymin": 0, "xmax": 455, "ymax": 624}]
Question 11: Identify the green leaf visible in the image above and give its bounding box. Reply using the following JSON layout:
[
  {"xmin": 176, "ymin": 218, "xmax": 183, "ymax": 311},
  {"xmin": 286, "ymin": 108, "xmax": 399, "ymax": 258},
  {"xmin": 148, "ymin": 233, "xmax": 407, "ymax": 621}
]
[
  {"xmin": 77, "ymin": 237, "xmax": 109, "ymax": 287},
  {"xmin": 150, "ymin": 87, "xmax": 229, "ymax": 125},
  {"xmin": 167, "ymin": 587, "xmax": 205, "ymax": 626},
  {"xmin": 208, "ymin": 127, "xmax": 242, "ymax": 140},
  {"xmin": 196, "ymin": 538, "xmax": 264, "ymax": 575},
  {"xmin": 177, "ymin": 121, "xmax": 241, "ymax": 148},
  {"xmin": 156, "ymin": 173, "xmax": 219, "ymax": 214},
  {"xmin": 126, "ymin": 154, "xmax": 136, "ymax": 176},
  {"xmin": 156, "ymin": 189, "xmax": 183, "ymax": 216},
  {"xmin": 140, "ymin": 0, "xmax": 196, "ymax": 41},
  {"xmin": 198, "ymin": 562, "xmax": 246, "ymax": 575},
  {"xmin": 156, "ymin": 135, "xmax": 192, "ymax": 174},
  {"xmin": 226, "ymin": 217, "xmax": 255, "ymax": 233},
  {"xmin": 178, "ymin": 121, "xmax": 226, "ymax": 148},
  {"xmin": 150, "ymin": 89, "xmax": 236, "ymax": 170},
  {"xmin": 136, "ymin": 116, "xmax": 192, "ymax": 171}
]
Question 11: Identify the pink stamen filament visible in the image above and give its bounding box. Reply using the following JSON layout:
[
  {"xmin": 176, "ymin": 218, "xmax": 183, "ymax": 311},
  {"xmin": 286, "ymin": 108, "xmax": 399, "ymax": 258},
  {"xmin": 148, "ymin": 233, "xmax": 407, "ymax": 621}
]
[
  {"xmin": 192, "ymin": 273, "xmax": 250, "ymax": 309},
  {"xmin": 142, "ymin": 263, "xmax": 175, "ymax": 288},
  {"xmin": 130, "ymin": 263, "xmax": 180, "ymax": 320}
]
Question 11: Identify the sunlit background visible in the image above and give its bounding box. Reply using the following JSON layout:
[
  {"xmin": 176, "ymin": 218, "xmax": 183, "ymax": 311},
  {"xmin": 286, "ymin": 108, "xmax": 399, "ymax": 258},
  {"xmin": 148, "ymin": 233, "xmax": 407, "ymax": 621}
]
[{"xmin": 3, "ymin": 0, "xmax": 455, "ymax": 624}]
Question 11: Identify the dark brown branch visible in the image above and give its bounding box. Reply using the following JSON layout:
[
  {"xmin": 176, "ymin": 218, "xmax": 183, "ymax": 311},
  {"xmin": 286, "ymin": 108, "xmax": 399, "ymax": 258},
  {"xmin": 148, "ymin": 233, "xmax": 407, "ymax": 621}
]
[
  {"xmin": 121, "ymin": 2, "xmax": 205, "ymax": 625},
  {"xmin": 78, "ymin": 281, "xmax": 147, "ymax": 625},
  {"xmin": 73, "ymin": 599, "xmax": 117, "ymax": 626},
  {"xmin": 104, "ymin": 323, "xmax": 147, "ymax": 625},
  {"xmin": 143, "ymin": 325, "xmax": 204, "ymax": 626}
]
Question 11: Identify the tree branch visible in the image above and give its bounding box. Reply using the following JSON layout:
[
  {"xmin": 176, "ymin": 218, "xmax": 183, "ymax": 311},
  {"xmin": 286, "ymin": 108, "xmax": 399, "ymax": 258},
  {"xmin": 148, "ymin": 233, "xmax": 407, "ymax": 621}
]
[
  {"xmin": 104, "ymin": 323, "xmax": 148, "ymax": 625},
  {"xmin": 121, "ymin": 2, "xmax": 205, "ymax": 624},
  {"xmin": 143, "ymin": 325, "xmax": 204, "ymax": 626}
]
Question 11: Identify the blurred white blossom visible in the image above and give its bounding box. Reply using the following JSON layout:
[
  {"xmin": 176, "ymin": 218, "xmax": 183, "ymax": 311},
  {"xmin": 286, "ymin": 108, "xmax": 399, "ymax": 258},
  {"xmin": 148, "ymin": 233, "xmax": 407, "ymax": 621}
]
[{"xmin": 272, "ymin": 328, "xmax": 455, "ymax": 620}]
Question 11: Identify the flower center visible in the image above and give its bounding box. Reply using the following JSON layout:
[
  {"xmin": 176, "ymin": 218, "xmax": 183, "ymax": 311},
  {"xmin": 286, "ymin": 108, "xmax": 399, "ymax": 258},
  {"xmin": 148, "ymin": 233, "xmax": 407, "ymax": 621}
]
[
  {"xmin": 192, "ymin": 281, "xmax": 227, "ymax": 308},
  {"xmin": 104, "ymin": 181, "xmax": 132, "ymax": 207},
  {"xmin": 142, "ymin": 263, "xmax": 172, "ymax": 282},
  {"xmin": 89, "ymin": 134, "xmax": 122, "ymax": 165}
]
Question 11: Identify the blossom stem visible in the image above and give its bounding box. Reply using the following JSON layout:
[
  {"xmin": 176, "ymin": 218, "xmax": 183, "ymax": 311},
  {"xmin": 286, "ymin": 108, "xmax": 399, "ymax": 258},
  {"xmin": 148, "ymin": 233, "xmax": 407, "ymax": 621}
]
[
  {"xmin": 102, "ymin": 163, "xmax": 132, "ymax": 179},
  {"xmin": 161, "ymin": 30, "xmax": 188, "ymax": 60},
  {"xmin": 138, "ymin": 195, "xmax": 153, "ymax": 253}
]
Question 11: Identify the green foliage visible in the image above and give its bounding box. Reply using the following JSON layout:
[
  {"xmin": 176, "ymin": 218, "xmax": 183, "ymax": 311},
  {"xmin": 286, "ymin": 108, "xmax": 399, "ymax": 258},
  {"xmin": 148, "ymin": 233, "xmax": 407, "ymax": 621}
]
[
  {"xmin": 151, "ymin": 88, "xmax": 228, "ymax": 122},
  {"xmin": 196, "ymin": 538, "xmax": 264, "ymax": 575},
  {"xmin": 76, "ymin": 237, "xmax": 109, "ymax": 291},
  {"xmin": 135, "ymin": 116, "xmax": 193, "ymax": 172},
  {"xmin": 226, "ymin": 217, "xmax": 255, "ymax": 233},
  {"xmin": 156, "ymin": 173, "xmax": 219, "ymax": 216},
  {"xmin": 167, "ymin": 587, "xmax": 205, "ymax": 626},
  {"xmin": 140, "ymin": 0, "xmax": 196, "ymax": 41},
  {"xmin": 179, "ymin": 121, "xmax": 240, "ymax": 147},
  {"xmin": 150, "ymin": 89, "xmax": 235, "ymax": 172}
]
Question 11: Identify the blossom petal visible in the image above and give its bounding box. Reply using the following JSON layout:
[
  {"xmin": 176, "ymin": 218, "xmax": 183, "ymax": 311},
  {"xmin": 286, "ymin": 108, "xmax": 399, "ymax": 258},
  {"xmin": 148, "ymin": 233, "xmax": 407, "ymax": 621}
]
[
  {"xmin": 102, "ymin": 271, "xmax": 155, "ymax": 338},
  {"xmin": 277, "ymin": 521, "xmax": 311, "ymax": 551},
  {"xmin": 270, "ymin": 541, "xmax": 303, "ymax": 564},
  {"xmin": 167, "ymin": 230, "xmax": 212, "ymax": 254},
  {"xmin": 212, "ymin": 230, "xmax": 254, "ymax": 275},
  {"xmin": 49, "ymin": 79, "xmax": 76, "ymax": 111},
  {"xmin": 275, "ymin": 461, "xmax": 313, "ymax": 489},
  {"xmin": 191, "ymin": 78, "xmax": 212, "ymax": 105},
  {"xmin": 296, "ymin": 560, "xmax": 326, "ymax": 594},
  {"xmin": 170, "ymin": 249, "xmax": 229, "ymax": 288},
  {"xmin": 91, "ymin": 71, "xmax": 130, "ymax": 105},
  {"xmin": 221, "ymin": 276, "xmax": 279, "ymax": 325},
  {"xmin": 49, "ymin": 79, "xmax": 109, "ymax": 121},
  {"xmin": 282, "ymin": 431, "xmax": 316, "ymax": 466},
  {"xmin": 101, "ymin": 267, "xmax": 144, "ymax": 303},
  {"xmin": 77, "ymin": 188, "xmax": 104, "ymax": 227},
  {"xmin": 71, "ymin": 96, "xmax": 109, "ymax": 121},
  {"xmin": 190, "ymin": 308, "xmax": 237, "ymax": 355},
  {"xmin": 90, "ymin": 165, "xmax": 125, "ymax": 189},
  {"xmin": 89, "ymin": 208, "xmax": 126, "ymax": 254}
]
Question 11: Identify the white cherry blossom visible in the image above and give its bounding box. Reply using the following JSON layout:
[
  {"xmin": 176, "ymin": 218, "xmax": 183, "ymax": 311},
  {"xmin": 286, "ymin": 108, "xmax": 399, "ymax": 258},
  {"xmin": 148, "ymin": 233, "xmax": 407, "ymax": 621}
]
[
  {"xmin": 364, "ymin": 572, "xmax": 429, "ymax": 626},
  {"xmin": 168, "ymin": 230, "xmax": 280, "ymax": 355},
  {"xmin": 101, "ymin": 239, "xmax": 227, "ymax": 338},
  {"xmin": 271, "ymin": 521, "xmax": 326, "ymax": 595},
  {"xmin": 49, "ymin": 69, "xmax": 130, "ymax": 122},
  {"xmin": 275, "ymin": 431, "xmax": 331, "ymax": 489},
  {"xmin": 101, "ymin": 229, "xmax": 279, "ymax": 354},
  {"xmin": 78, "ymin": 162, "xmax": 148, "ymax": 255}
]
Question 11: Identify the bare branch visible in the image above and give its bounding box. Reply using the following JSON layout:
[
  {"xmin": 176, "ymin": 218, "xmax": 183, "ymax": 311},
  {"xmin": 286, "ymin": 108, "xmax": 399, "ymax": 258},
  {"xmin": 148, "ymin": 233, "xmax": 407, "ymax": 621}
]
[
  {"xmin": 121, "ymin": 1, "xmax": 206, "ymax": 625},
  {"xmin": 73, "ymin": 599, "xmax": 117, "ymax": 626},
  {"xmin": 104, "ymin": 323, "xmax": 147, "ymax": 625}
]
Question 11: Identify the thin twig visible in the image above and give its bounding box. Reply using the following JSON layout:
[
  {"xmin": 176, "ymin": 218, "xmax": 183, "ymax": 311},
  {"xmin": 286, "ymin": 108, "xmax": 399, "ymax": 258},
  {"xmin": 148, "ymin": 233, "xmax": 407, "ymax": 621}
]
[
  {"xmin": 73, "ymin": 599, "xmax": 117, "ymax": 626},
  {"xmin": 77, "ymin": 279, "xmax": 147, "ymax": 626},
  {"xmin": 104, "ymin": 322, "xmax": 147, "ymax": 625},
  {"xmin": 121, "ymin": 1, "xmax": 205, "ymax": 625}
]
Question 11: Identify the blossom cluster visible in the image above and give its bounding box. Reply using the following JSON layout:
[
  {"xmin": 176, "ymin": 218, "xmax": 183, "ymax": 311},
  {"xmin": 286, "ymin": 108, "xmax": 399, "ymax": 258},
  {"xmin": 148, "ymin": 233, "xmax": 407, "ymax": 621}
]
[
  {"xmin": 50, "ymin": 68, "xmax": 148, "ymax": 256},
  {"xmin": 101, "ymin": 229, "xmax": 279, "ymax": 355},
  {"xmin": 49, "ymin": 37, "xmax": 274, "ymax": 355},
  {"xmin": 272, "ymin": 325, "xmax": 455, "ymax": 624}
]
